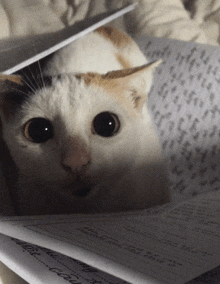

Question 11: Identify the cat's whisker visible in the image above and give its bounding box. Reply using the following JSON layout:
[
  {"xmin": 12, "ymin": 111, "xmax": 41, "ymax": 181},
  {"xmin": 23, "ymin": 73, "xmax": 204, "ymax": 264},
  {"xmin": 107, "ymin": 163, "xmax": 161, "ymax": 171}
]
[
  {"xmin": 28, "ymin": 45, "xmax": 43, "ymax": 90},
  {"xmin": 37, "ymin": 60, "xmax": 46, "ymax": 89},
  {"xmin": 26, "ymin": 65, "xmax": 41, "ymax": 90},
  {"xmin": 9, "ymin": 87, "xmax": 29, "ymax": 96},
  {"xmin": 19, "ymin": 70, "xmax": 37, "ymax": 93}
]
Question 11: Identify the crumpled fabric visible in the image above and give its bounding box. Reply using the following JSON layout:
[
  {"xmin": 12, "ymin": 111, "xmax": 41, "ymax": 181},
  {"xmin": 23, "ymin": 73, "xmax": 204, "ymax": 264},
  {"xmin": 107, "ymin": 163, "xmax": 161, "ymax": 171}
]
[
  {"xmin": 107, "ymin": 0, "xmax": 220, "ymax": 45},
  {"xmin": 0, "ymin": 0, "xmax": 89, "ymax": 38},
  {"xmin": 1, "ymin": 0, "xmax": 220, "ymax": 46}
]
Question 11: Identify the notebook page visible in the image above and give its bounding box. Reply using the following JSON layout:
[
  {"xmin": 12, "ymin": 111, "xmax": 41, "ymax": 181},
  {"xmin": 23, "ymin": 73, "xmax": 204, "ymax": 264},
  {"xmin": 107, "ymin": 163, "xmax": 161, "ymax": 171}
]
[
  {"xmin": 136, "ymin": 36, "xmax": 220, "ymax": 201},
  {"xmin": 0, "ymin": 234, "xmax": 130, "ymax": 284},
  {"xmin": 186, "ymin": 265, "xmax": 220, "ymax": 284},
  {"xmin": 0, "ymin": 191, "xmax": 219, "ymax": 284}
]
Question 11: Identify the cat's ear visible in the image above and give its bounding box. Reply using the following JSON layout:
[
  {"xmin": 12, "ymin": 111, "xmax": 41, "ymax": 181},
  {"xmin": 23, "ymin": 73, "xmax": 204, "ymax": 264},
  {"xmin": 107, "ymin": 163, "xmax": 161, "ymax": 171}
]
[
  {"xmin": 0, "ymin": 74, "xmax": 24, "ymax": 119},
  {"xmin": 104, "ymin": 60, "xmax": 162, "ymax": 110},
  {"xmin": 0, "ymin": 74, "xmax": 23, "ymax": 93}
]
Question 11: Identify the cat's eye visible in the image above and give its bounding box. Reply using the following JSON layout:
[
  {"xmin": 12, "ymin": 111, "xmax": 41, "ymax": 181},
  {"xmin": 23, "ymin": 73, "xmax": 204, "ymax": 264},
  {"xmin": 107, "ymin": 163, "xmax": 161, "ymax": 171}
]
[
  {"xmin": 92, "ymin": 112, "xmax": 120, "ymax": 137},
  {"xmin": 23, "ymin": 118, "xmax": 54, "ymax": 143}
]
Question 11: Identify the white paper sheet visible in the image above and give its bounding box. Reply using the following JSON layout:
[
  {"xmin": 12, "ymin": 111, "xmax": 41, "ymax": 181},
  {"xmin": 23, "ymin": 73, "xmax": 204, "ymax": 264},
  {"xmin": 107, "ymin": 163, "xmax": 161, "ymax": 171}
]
[
  {"xmin": 0, "ymin": 234, "xmax": 130, "ymax": 284},
  {"xmin": 136, "ymin": 36, "xmax": 220, "ymax": 202},
  {"xmin": 0, "ymin": 191, "xmax": 219, "ymax": 284}
]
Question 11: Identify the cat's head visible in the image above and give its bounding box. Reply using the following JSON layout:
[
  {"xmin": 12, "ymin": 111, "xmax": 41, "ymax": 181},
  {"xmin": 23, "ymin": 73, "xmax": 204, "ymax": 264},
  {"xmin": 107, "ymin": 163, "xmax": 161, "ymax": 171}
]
[{"xmin": 0, "ymin": 61, "xmax": 167, "ymax": 214}]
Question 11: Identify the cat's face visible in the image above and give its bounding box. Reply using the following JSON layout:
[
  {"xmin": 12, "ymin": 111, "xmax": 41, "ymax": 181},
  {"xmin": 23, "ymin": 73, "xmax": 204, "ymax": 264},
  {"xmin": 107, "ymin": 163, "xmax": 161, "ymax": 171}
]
[{"xmin": 0, "ymin": 61, "xmax": 166, "ymax": 214}]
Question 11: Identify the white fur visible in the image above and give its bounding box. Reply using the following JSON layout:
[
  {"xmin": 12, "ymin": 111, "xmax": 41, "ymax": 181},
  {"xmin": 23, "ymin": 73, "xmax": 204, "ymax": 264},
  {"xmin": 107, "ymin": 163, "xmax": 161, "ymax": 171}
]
[
  {"xmin": 43, "ymin": 31, "xmax": 148, "ymax": 75},
  {"xmin": 1, "ymin": 28, "xmax": 169, "ymax": 215}
]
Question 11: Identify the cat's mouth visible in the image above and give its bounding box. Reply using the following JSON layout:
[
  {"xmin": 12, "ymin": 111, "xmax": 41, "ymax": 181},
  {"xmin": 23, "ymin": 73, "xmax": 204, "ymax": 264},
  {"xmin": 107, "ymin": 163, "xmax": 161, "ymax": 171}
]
[
  {"xmin": 73, "ymin": 185, "xmax": 92, "ymax": 197},
  {"xmin": 64, "ymin": 180, "xmax": 94, "ymax": 198}
]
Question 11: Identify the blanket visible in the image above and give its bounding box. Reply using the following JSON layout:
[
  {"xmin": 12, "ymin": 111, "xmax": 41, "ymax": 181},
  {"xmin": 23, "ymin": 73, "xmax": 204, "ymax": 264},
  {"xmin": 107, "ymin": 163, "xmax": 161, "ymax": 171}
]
[{"xmin": 1, "ymin": 0, "xmax": 220, "ymax": 46}]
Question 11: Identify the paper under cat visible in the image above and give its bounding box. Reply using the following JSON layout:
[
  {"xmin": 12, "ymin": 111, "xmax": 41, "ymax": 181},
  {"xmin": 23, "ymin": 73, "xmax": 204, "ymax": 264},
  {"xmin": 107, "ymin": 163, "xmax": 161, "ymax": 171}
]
[{"xmin": 0, "ymin": 27, "xmax": 169, "ymax": 215}]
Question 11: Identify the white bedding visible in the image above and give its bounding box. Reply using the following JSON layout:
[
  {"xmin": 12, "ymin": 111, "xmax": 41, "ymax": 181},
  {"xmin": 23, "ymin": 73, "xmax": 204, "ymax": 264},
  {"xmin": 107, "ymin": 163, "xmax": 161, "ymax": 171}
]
[{"xmin": 1, "ymin": 0, "xmax": 220, "ymax": 46}]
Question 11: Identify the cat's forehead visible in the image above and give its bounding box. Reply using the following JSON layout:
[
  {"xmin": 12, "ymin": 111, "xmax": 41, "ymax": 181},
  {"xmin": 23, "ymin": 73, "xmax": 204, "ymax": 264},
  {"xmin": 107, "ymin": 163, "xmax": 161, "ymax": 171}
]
[
  {"xmin": 23, "ymin": 74, "xmax": 93, "ymax": 116},
  {"xmin": 75, "ymin": 72, "xmax": 139, "ymax": 117},
  {"xmin": 20, "ymin": 73, "xmax": 128, "ymax": 122}
]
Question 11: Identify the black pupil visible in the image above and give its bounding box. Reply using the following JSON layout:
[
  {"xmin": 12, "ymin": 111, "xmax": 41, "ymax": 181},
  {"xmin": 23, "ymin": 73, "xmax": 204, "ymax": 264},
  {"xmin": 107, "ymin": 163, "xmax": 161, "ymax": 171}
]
[
  {"xmin": 93, "ymin": 112, "xmax": 118, "ymax": 137},
  {"xmin": 26, "ymin": 118, "xmax": 53, "ymax": 143}
]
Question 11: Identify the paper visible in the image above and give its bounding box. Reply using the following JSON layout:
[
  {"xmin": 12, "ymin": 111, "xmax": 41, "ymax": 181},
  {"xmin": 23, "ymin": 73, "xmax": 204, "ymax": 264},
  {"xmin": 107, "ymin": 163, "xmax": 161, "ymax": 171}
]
[
  {"xmin": 186, "ymin": 265, "xmax": 220, "ymax": 284},
  {"xmin": 0, "ymin": 191, "xmax": 220, "ymax": 284},
  {"xmin": 0, "ymin": 3, "xmax": 136, "ymax": 75},
  {"xmin": 0, "ymin": 234, "xmax": 129, "ymax": 284},
  {"xmin": 136, "ymin": 36, "xmax": 220, "ymax": 202}
]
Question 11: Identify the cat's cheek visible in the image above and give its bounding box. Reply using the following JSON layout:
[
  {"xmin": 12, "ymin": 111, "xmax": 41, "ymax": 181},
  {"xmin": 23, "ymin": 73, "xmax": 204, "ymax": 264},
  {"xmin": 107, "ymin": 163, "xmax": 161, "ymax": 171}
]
[{"xmin": 12, "ymin": 152, "xmax": 66, "ymax": 185}]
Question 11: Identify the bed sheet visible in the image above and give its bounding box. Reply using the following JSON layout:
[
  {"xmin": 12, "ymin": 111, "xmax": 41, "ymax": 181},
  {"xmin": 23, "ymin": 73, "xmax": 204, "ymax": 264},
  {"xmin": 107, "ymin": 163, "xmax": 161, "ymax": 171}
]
[{"xmin": 1, "ymin": 0, "xmax": 220, "ymax": 46}]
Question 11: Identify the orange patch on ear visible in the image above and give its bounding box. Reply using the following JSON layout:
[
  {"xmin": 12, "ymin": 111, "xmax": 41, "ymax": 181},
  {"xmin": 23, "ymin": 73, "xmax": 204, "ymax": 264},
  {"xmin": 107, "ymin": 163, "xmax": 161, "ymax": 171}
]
[
  {"xmin": 0, "ymin": 74, "xmax": 23, "ymax": 93},
  {"xmin": 0, "ymin": 74, "xmax": 23, "ymax": 85},
  {"xmin": 76, "ymin": 60, "xmax": 162, "ymax": 116},
  {"xmin": 116, "ymin": 54, "xmax": 132, "ymax": 69},
  {"xmin": 130, "ymin": 89, "xmax": 142, "ymax": 109},
  {"xmin": 76, "ymin": 60, "xmax": 162, "ymax": 86},
  {"xmin": 0, "ymin": 74, "xmax": 24, "ymax": 120},
  {"xmin": 75, "ymin": 73, "xmax": 102, "ymax": 86},
  {"xmin": 103, "ymin": 64, "xmax": 152, "ymax": 80},
  {"xmin": 96, "ymin": 26, "xmax": 132, "ymax": 49},
  {"xmin": 76, "ymin": 72, "xmax": 138, "ymax": 116}
]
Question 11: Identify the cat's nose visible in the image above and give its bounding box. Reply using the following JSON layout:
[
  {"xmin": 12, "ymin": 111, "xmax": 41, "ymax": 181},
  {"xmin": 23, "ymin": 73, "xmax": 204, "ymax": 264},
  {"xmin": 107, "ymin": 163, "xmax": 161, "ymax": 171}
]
[{"xmin": 61, "ymin": 138, "xmax": 91, "ymax": 173}]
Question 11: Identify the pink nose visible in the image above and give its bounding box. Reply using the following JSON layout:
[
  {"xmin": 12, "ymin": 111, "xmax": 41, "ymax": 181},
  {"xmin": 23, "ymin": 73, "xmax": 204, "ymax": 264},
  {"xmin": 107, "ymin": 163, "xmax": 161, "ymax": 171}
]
[{"xmin": 62, "ymin": 139, "xmax": 90, "ymax": 172}]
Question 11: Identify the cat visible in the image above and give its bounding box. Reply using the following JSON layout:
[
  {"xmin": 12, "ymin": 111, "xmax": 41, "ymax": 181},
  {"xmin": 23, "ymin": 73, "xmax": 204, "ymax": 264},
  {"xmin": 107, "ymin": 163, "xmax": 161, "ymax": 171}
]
[{"xmin": 0, "ymin": 27, "xmax": 170, "ymax": 215}]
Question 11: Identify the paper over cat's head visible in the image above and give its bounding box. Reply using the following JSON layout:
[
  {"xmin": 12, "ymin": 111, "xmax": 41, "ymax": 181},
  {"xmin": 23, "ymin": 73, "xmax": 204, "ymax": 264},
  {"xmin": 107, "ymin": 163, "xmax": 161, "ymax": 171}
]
[{"xmin": 0, "ymin": 61, "xmax": 169, "ymax": 215}]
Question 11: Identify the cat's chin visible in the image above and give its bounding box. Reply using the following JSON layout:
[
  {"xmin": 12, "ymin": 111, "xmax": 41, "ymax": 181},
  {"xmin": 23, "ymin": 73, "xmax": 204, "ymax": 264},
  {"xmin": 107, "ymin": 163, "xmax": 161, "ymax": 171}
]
[
  {"xmin": 63, "ymin": 175, "xmax": 104, "ymax": 199},
  {"xmin": 73, "ymin": 185, "xmax": 93, "ymax": 197},
  {"xmin": 64, "ymin": 181, "xmax": 96, "ymax": 198}
]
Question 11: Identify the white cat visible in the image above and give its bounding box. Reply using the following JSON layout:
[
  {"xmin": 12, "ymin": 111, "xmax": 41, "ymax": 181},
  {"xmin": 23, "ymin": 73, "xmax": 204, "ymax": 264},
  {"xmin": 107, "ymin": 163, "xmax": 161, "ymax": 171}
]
[{"xmin": 0, "ymin": 27, "xmax": 169, "ymax": 215}]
